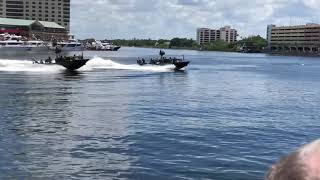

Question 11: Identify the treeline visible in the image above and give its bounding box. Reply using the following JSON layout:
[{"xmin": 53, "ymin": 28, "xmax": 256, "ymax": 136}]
[
  {"xmin": 112, "ymin": 38, "xmax": 197, "ymax": 49},
  {"xmin": 237, "ymin": 35, "xmax": 268, "ymax": 50},
  {"xmin": 111, "ymin": 36, "xmax": 267, "ymax": 52},
  {"xmin": 112, "ymin": 39, "xmax": 159, "ymax": 47},
  {"xmin": 200, "ymin": 36, "xmax": 268, "ymax": 52}
]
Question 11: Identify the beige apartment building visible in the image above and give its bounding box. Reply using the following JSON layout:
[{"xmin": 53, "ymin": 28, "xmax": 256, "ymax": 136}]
[
  {"xmin": 197, "ymin": 26, "xmax": 237, "ymax": 45},
  {"xmin": 267, "ymin": 24, "xmax": 320, "ymax": 53},
  {"xmin": 0, "ymin": 0, "xmax": 70, "ymax": 31}
]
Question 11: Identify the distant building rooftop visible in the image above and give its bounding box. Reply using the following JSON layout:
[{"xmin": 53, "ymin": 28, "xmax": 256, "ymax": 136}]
[
  {"xmin": 38, "ymin": 21, "xmax": 65, "ymax": 29},
  {"xmin": 0, "ymin": 18, "xmax": 65, "ymax": 29},
  {"xmin": 0, "ymin": 18, "xmax": 34, "ymax": 26},
  {"xmin": 269, "ymin": 23, "xmax": 320, "ymax": 29}
]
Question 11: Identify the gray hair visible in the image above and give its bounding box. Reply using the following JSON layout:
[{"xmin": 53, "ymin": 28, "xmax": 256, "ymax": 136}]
[{"xmin": 266, "ymin": 139, "xmax": 320, "ymax": 180}]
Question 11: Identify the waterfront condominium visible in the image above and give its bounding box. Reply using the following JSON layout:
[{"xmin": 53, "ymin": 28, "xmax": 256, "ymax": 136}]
[
  {"xmin": 196, "ymin": 26, "xmax": 237, "ymax": 45},
  {"xmin": 267, "ymin": 24, "xmax": 320, "ymax": 53},
  {"xmin": 0, "ymin": 0, "xmax": 70, "ymax": 31}
]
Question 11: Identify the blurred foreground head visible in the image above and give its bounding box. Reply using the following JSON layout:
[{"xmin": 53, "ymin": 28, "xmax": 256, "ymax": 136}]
[{"xmin": 266, "ymin": 139, "xmax": 320, "ymax": 180}]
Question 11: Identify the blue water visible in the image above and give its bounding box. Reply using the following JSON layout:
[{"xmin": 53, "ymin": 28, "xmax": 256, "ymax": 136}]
[{"xmin": 0, "ymin": 47, "xmax": 319, "ymax": 179}]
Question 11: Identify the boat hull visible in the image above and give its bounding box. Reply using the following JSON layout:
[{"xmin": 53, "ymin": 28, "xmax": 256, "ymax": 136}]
[
  {"xmin": 30, "ymin": 46, "xmax": 50, "ymax": 52},
  {"xmin": 55, "ymin": 58, "xmax": 89, "ymax": 71},
  {"xmin": 111, "ymin": 46, "xmax": 121, "ymax": 51},
  {"xmin": 173, "ymin": 61, "xmax": 190, "ymax": 70},
  {"xmin": 61, "ymin": 46, "xmax": 85, "ymax": 51},
  {"xmin": 0, "ymin": 46, "xmax": 31, "ymax": 51},
  {"xmin": 137, "ymin": 56, "xmax": 190, "ymax": 70},
  {"xmin": 33, "ymin": 56, "xmax": 90, "ymax": 71}
]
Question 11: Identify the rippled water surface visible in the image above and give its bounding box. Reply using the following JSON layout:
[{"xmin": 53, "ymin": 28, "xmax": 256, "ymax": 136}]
[{"xmin": 0, "ymin": 47, "xmax": 320, "ymax": 179}]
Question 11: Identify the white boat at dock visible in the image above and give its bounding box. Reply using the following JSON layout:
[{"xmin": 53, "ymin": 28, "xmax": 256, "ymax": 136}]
[
  {"xmin": 0, "ymin": 34, "xmax": 49, "ymax": 52},
  {"xmin": 57, "ymin": 41, "xmax": 84, "ymax": 51},
  {"xmin": 86, "ymin": 40, "xmax": 121, "ymax": 51}
]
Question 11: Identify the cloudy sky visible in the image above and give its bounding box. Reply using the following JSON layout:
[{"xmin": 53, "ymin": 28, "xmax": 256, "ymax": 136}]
[{"xmin": 71, "ymin": 0, "xmax": 320, "ymax": 40}]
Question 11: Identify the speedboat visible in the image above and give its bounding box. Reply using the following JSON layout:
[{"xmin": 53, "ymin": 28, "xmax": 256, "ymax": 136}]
[
  {"xmin": 137, "ymin": 50, "xmax": 190, "ymax": 70},
  {"xmin": 33, "ymin": 54, "xmax": 90, "ymax": 71}
]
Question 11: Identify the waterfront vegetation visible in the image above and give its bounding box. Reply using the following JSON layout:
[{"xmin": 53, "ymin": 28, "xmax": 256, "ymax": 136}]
[
  {"xmin": 112, "ymin": 35, "xmax": 267, "ymax": 52},
  {"xmin": 237, "ymin": 35, "xmax": 268, "ymax": 51}
]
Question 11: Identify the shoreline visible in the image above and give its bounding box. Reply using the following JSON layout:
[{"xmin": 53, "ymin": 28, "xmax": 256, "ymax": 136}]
[{"xmin": 120, "ymin": 46, "xmax": 320, "ymax": 58}]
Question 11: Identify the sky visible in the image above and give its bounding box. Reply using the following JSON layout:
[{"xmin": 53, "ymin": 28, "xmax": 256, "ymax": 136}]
[{"xmin": 71, "ymin": 0, "xmax": 320, "ymax": 40}]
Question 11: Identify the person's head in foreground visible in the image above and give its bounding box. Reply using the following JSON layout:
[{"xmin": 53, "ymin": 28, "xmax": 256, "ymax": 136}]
[{"xmin": 266, "ymin": 139, "xmax": 320, "ymax": 180}]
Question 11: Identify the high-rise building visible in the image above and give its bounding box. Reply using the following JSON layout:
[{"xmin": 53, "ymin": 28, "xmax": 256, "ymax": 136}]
[
  {"xmin": 267, "ymin": 23, "xmax": 320, "ymax": 53},
  {"xmin": 0, "ymin": 0, "xmax": 70, "ymax": 31},
  {"xmin": 197, "ymin": 26, "xmax": 237, "ymax": 45}
]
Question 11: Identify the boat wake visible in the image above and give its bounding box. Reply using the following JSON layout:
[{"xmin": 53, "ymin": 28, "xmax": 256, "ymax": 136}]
[
  {"xmin": 0, "ymin": 59, "xmax": 64, "ymax": 73},
  {"xmin": 80, "ymin": 57, "xmax": 175, "ymax": 72},
  {"xmin": 0, "ymin": 57, "xmax": 176, "ymax": 73}
]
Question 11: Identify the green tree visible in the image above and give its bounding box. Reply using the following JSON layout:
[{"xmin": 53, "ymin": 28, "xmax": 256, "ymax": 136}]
[{"xmin": 237, "ymin": 35, "xmax": 267, "ymax": 50}]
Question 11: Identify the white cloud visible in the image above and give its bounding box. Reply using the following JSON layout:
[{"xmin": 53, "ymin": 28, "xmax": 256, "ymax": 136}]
[{"xmin": 70, "ymin": 0, "xmax": 320, "ymax": 40}]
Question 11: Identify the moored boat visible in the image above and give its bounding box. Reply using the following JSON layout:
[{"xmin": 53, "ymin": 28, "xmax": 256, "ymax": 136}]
[
  {"xmin": 87, "ymin": 40, "xmax": 121, "ymax": 51},
  {"xmin": 26, "ymin": 40, "xmax": 50, "ymax": 51},
  {"xmin": 0, "ymin": 34, "xmax": 50, "ymax": 52},
  {"xmin": 56, "ymin": 40, "xmax": 84, "ymax": 51}
]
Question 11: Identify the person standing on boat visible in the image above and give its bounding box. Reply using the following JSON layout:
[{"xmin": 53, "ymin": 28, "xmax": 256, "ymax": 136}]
[
  {"xmin": 159, "ymin": 50, "xmax": 165, "ymax": 56},
  {"xmin": 159, "ymin": 50, "xmax": 165, "ymax": 64}
]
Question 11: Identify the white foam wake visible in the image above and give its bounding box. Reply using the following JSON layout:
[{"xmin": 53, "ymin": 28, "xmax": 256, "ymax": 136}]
[
  {"xmin": 0, "ymin": 59, "xmax": 64, "ymax": 73},
  {"xmin": 80, "ymin": 57, "xmax": 175, "ymax": 72},
  {"xmin": 0, "ymin": 57, "xmax": 175, "ymax": 73}
]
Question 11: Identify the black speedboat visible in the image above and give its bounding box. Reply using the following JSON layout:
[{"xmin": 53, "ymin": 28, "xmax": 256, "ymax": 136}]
[
  {"xmin": 33, "ymin": 54, "xmax": 90, "ymax": 71},
  {"xmin": 137, "ymin": 50, "xmax": 190, "ymax": 70},
  {"xmin": 55, "ymin": 55, "xmax": 89, "ymax": 70}
]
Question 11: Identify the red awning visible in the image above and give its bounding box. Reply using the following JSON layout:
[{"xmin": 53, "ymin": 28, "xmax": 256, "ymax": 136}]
[{"xmin": 0, "ymin": 29, "xmax": 28, "ymax": 34}]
